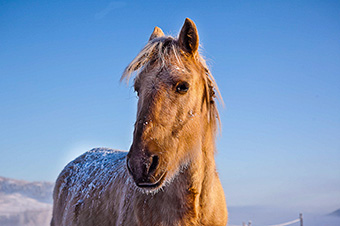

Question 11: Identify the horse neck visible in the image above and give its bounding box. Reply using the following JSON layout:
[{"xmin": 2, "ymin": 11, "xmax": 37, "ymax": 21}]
[
  {"xmin": 193, "ymin": 120, "xmax": 217, "ymax": 188},
  {"xmin": 179, "ymin": 115, "xmax": 217, "ymax": 203},
  {"xmin": 174, "ymin": 118, "xmax": 218, "ymax": 219}
]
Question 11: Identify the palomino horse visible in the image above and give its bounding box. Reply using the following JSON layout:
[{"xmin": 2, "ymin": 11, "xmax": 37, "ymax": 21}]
[{"xmin": 51, "ymin": 18, "xmax": 227, "ymax": 226}]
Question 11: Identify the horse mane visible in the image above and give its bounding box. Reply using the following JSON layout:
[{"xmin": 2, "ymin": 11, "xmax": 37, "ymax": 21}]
[{"xmin": 120, "ymin": 35, "xmax": 223, "ymax": 133}]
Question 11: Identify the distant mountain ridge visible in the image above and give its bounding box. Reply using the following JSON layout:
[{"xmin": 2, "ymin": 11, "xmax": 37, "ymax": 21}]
[
  {"xmin": 0, "ymin": 176, "xmax": 54, "ymax": 226},
  {"xmin": 329, "ymin": 208, "xmax": 340, "ymax": 217},
  {"xmin": 0, "ymin": 176, "xmax": 54, "ymax": 203}
]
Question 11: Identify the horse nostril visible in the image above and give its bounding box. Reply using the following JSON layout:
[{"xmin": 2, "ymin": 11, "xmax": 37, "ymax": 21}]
[
  {"xmin": 126, "ymin": 158, "xmax": 133, "ymax": 174},
  {"xmin": 148, "ymin": 155, "xmax": 159, "ymax": 175}
]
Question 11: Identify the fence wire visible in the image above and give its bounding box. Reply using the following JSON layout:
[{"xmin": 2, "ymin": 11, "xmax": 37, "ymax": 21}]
[
  {"xmin": 228, "ymin": 217, "xmax": 300, "ymax": 226},
  {"xmin": 268, "ymin": 218, "xmax": 300, "ymax": 226}
]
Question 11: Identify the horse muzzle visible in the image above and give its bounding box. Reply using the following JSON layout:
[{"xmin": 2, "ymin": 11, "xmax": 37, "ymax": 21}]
[{"xmin": 126, "ymin": 152, "xmax": 166, "ymax": 189}]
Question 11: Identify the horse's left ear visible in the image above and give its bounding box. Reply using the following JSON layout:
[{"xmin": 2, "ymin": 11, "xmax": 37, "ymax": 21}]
[
  {"xmin": 149, "ymin": 27, "xmax": 164, "ymax": 41},
  {"xmin": 178, "ymin": 18, "xmax": 199, "ymax": 55}
]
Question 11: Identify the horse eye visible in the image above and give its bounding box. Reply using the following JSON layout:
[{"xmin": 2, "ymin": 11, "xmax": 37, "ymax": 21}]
[{"xmin": 176, "ymin": 82, "xmax": 189, "ymax": 94}]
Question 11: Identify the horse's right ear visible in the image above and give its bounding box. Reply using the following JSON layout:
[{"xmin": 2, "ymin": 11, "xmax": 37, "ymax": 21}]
[{"xmin": 149, "ymin": 27, "xmax": 164, "ymax": 41}]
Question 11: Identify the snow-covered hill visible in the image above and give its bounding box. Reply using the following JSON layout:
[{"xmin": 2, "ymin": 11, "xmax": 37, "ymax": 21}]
[{"xmin": 0, "ymin": 176, "xmax": 54, "ymax": 226}]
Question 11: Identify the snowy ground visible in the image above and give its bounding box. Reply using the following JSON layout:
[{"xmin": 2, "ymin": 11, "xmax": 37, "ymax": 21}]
[{"xmin": 227, "ymin": 206, "xmax": 340, "ymax": 226}]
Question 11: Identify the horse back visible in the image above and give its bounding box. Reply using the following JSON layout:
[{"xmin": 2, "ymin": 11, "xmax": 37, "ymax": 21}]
[{"xmin": 51, "ymin": 148, "xmax": 129, "ymax": 226}]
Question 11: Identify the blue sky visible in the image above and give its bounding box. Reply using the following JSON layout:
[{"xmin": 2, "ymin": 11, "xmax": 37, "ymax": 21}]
[{"xmin": 1, "ymin": 0, "xmax": 339, "ymax": 215}]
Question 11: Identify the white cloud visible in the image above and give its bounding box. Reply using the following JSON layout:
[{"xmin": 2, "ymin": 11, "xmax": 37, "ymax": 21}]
[{"xmin": 95, "ymin": 1, "xmax": 127, "ymax": 20}]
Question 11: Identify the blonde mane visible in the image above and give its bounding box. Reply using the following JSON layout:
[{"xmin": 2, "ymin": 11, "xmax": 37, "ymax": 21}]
[{"xmin": 120, "ymin": 36, "xmax": 223, "ymax": 132}]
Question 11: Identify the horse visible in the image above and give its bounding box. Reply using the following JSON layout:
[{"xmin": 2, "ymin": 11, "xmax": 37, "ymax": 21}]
[{"xmin": 51, "ymin": 18, "xmax": 228, "ymax": 226}]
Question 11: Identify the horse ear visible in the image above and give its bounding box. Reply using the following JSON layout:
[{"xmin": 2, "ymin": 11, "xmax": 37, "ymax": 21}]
[
  {"xmin": 178, "ymin": 18, "xmax": 199, "ymax": 55},
  {"xmin": 149, "ymin": 27, "xmax": 164, "ymax": 41}
]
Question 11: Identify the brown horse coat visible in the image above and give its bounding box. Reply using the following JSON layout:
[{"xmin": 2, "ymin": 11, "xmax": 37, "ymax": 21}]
[{"xmin": 51, "ymin": 18, "xmax": 228, "ymax": 226}]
